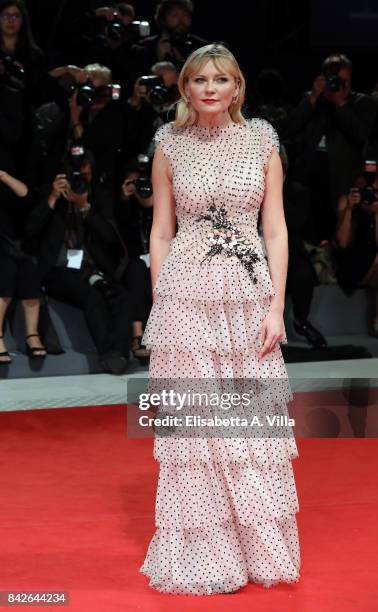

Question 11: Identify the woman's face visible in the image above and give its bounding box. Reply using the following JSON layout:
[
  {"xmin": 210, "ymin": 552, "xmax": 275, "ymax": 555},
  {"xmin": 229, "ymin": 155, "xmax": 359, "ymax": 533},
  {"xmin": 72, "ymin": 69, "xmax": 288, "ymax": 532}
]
[
  {"xmin": 121, "ymin": 172, "xmax": 139, "ymax": 199},
  {"xmin": 0, "ymin": 4, "xmax": 23, "ymax": 37},
  {"xmin": 184, "ymin": 59, "xmax": 239, "ymax": 120}
]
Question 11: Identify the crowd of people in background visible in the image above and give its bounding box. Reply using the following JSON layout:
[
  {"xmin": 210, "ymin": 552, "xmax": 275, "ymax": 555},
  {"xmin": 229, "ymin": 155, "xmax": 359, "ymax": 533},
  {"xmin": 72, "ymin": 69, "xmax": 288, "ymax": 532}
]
[{"xmin": 0, "ymin": 0, "xmax": 377, "ymax": 374}]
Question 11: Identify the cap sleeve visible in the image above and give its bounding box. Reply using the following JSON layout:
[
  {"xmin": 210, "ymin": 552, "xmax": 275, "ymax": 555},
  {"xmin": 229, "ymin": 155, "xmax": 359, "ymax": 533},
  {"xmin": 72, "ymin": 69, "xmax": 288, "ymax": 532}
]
[
  {"xmin": 249, "ymin": 118, "xmax": 280, "ymax": 171},
  {"xmin": 153, "ymin": 121, "xmax": 175, "ymax": 161}
]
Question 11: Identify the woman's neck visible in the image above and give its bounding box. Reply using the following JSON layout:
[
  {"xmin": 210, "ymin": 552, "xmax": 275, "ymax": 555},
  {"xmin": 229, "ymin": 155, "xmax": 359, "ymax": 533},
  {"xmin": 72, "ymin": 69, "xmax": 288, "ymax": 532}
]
[
  {"xmin": 195, "ymin": 112, "xmax": 233, "ymax": 128},
  {"xmin": 1, "ymin": 33, "xmax": 17, "ymax": 53}
]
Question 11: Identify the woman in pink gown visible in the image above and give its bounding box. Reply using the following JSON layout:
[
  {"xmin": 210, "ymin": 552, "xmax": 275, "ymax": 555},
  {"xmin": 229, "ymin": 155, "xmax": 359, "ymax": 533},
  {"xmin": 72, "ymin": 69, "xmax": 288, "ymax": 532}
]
[{"xmin": 139, "ymin": 43, "xmax": 301, "ymax": 595}]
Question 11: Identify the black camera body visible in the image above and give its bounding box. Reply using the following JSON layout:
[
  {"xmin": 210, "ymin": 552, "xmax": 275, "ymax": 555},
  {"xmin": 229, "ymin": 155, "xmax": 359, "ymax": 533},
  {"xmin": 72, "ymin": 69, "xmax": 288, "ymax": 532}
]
[
  {"xmin": 66, "ymin": 145, "xmax": 90, "ymax": 195},
  {"xmin": 134, "ymin": 176, "xmax": 152, "ymax": 199},
  {"xmin": 357, "ymin": 160, "xmax": 378, "ymax": 206},
  {"xmin": 0, "ymin": 54, "xmax": 25, "ymax": 90},
  {"xmin": 325, "ymin": 75, "xmax": 346, "ymax": 93},
  {"xmin": 138, "ymin": 75, "xmax": 169, "ymax": 106},
  {"xmin": 106, "ymin": 15, "xmax": 126, "ymax": 42},
  {"xmin": 167, "ymin": 33, "xmax": 193, "ymax": 60},
  {"xmin": 138, "ymin": 75, "xmax": 178, "ymax": 107},
  {"xmin": 59, "ymin": 75, "xmax": 120, "ymax": 109},
  {"xmin": 88, "ymin": 272, "xmax": 119, "ymax": 306},
  {"xmin": 358, "ymin": 185, "xmax": 378, "ymax": 205},
  {"xmin": 106, "ymin": 15, "xmax": 150, "ymax": 43},
  {"xmin": 76, "ymin": 81, "xmax": 121, "ymax": 109}
]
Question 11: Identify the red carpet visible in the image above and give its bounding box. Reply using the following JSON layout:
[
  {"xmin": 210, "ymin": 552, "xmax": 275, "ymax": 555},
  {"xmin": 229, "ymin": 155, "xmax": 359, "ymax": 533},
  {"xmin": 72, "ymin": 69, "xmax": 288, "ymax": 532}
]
[{"xmin": 0, "ymin": 405, "xmax": 377, "ymax": 611}]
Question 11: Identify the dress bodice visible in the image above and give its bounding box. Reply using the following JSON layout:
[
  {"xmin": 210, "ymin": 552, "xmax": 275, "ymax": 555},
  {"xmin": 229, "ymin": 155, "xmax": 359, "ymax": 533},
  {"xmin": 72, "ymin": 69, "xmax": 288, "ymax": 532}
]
[
  {"xmin": 153, "ymin": 117, "xmax": 279, "ymax": 227},
  {"xmin": 152, "ymin": 118, "xmax": 280, "ymax": 296}
]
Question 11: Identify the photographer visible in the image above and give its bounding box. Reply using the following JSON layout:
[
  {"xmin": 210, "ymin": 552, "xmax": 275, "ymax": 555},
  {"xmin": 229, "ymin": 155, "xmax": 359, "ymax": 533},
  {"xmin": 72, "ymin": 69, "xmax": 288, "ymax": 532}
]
[
  {"xmin": 131, "ymin": 0, "xmax": 208, "ymax": 80},
  {"xmin": 25, "ymin": 147, "xmax": 133, "ymax": 375},
  {"xmin": 286, "ymin": 54, "xmax": 376, "ymax": 244},
  {"xmin": 68, "ymin": 63, "xmax": 124, "ymax": 188},
  {"xmin": 0, "ymin": 0, "xmax": 45, "ymax": 100},
  {"xmin": 335, "ymin": 160, "xmax": 378, "ymax": 336},
  {"xmin": 121, "ymin": 61, "xmax": 180, "ymax": 165},
  {"xmin": 45, "ymin": 62, "xmax": 124, "ymax": 189},
  {"xmin": 0, "ymin": 0, "xmax": 46, "ymax": 173},
  {"xmin": 74, "ymin": 3, "xmax": 142, "ymax": 98},
  {"xmin": 115, "ymin": 161, "xmax": 153, "ymax": 364}
]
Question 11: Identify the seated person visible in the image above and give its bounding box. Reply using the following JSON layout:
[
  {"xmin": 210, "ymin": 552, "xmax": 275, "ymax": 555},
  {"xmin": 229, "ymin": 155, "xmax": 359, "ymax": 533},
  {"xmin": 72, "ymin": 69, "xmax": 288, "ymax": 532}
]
[
  {"xmin": 25, "ymin": 147, "xmax": 133, "ymax": 374},
  {"xmin": 115, "ymin": 162, "xmax": 153, "ymax": 364},
  {"xmin": 280, "ymin": 148, "xmax": 327, "ymax": 348},
  {"xmin": 335, "ymin": 160, "xmax": 378, "ymax": 336},
  {"xmin": 0, "ymin": 169, "xmax": 46, "ymax": 363}
]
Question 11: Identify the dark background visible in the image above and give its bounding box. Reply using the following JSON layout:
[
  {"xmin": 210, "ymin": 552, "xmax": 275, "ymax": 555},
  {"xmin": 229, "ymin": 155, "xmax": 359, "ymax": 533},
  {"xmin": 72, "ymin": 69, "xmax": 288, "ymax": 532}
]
[{"xmin": 24, "ymin": 0, "xmax": 378, "ymax": 102}]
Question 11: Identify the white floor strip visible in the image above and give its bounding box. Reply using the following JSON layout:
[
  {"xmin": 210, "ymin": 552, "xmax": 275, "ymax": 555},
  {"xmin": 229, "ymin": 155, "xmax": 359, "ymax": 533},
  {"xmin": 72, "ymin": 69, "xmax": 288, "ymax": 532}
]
[{"xmin": 0, "ymin": 358, "xmax": 377, "ymax": 412}]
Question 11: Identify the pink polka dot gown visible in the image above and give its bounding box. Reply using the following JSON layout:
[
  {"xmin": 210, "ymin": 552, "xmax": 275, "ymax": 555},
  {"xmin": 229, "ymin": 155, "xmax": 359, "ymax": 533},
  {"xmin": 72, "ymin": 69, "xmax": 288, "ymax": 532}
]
[{"xmin": 139, "ymin": 118, "xmax": 301, "ymax": 595}]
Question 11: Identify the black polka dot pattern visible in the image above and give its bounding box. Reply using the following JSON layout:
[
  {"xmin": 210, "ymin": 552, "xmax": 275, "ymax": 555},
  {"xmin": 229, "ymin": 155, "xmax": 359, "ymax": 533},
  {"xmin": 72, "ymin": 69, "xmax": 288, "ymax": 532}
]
[{"xmin": 139, "ymin": 118, "xmax": 301, "ymax": 595}]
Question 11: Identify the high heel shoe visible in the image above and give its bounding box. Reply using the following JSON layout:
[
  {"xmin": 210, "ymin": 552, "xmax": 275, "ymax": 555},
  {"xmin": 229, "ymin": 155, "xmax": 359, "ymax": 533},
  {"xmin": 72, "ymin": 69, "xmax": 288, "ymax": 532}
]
[
  {"xmin": 132, "ymin": 335, "xmax": 150, "ymax": 365},
  {"xmin": 0, "ymin": 334, "xmax": 12, "ymax": 365},
  {"xmin": 25, "ymin": 333, "xmax": 47, "ymax": 359}
]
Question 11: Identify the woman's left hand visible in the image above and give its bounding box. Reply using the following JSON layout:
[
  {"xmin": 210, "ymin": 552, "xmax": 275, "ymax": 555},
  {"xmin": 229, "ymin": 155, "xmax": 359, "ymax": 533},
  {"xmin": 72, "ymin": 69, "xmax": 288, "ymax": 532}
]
[{"xmin": 258, "ymin": 309, "xmax": 285, "ymax": 360}]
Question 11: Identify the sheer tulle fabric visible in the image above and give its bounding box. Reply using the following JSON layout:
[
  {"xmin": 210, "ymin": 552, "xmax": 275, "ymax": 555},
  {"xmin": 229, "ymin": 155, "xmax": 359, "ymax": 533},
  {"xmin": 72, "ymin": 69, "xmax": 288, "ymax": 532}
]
[{"xmin": 139, "ymin": 118, "xmax": 301, "ymax": 595}]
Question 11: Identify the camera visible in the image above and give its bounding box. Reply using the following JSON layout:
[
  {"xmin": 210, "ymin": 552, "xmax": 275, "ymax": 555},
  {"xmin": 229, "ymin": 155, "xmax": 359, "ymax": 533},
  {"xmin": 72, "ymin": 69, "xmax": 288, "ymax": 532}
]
[
  {"xmin": 167, "ymin": 33, "xmax": 194, "ymax": 60},
  {"xmin": 106, "ymin": 14, "xmax": 126, "ymax": 42},
  {"xmin": 106, "ymin": 14, "xmax": 150, "ymax": 43},
  {"xmin": 76, "ymin": 81, "xmax": 121, "ymax": 109},
  {"xmin": 135, "ymin": 154, "xmax": 152, "ymax": 198},
  {"xmin": 58, "ymin": 74, "xmax": 121, "ymax": 109},
  {"xmin": 358, "ymin": 160, "xmax": 378, "ymax": 205},
  {"xmin": 325, "ymin": 75, "xmax": 346, "ymax": 93},
  {"xmin": 134, "ymin": 176, "xmax": 152, "ymax": 199},
  {"xmin": 88, "ymin": 272, "xmax": 119, "ymax": 305},
  {"xmin": 0, "ymin": 54, "xmax": 25, "ymax": 90},
  {"xmin": 138, "ymin": 75, "xmax": 178, "ymax": 107},
  {"xmin": 66, "ymin": 145, "xmax": 90, "ymax": 195},
  {"xmin": 81, "ymin": 9, "xmax": 150, "ymax": 46}
]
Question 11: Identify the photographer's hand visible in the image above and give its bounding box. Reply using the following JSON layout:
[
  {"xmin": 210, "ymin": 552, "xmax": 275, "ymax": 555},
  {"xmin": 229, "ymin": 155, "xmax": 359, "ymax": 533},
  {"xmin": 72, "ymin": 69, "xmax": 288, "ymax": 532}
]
[
  {"xmin": 347, "ymin": 187, "xmax": 361, "ymax": 209},
  {"xmin": 48, "ymin": 174, "xmax": 70, "ymax": 209},
  {"xmin": 309, "ymin": 75, "xmax": 326, "ymax": 106}
]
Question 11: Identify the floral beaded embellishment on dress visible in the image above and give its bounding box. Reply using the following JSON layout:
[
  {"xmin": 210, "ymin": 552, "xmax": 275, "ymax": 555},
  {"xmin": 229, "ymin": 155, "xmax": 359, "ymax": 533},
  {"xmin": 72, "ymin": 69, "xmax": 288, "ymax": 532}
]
[{"xmin": 196, "ymin": 200, "xmax": 261, "ymax": 284}]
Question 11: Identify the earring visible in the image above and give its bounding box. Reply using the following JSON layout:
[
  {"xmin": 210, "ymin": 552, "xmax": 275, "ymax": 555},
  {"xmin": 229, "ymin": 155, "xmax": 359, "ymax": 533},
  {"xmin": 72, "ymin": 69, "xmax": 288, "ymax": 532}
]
[{"xmin": 183, "ymin": 96, "xmax": 190, "ymax": 104}]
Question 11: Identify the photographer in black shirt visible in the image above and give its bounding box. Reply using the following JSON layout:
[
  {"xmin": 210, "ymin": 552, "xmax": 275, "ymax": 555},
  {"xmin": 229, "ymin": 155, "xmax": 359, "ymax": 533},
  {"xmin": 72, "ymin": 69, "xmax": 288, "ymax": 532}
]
[
  {"xmin": 286, "ymin": 54, "xmax": 376, "ymax": 244},
  {"xmin": 335, "ymin": 160, "xmax": 378, "ymax": 336},
  {"xmin": 0, "ymin": 0, "xmax": 46, "ymax": 174},
  {"xmin": 115, "ymin": 161, "xmax": 153, "ymax": 364},
  {"xmin": 131, "ymin": 0, "xmax": 208, "ymax": 83},
  {"xmin": 44, "ymin": 62, "xmax": 124, "ymax": 189},
  {"xmin": 25, "ymin": 147, "xmax": 133, "ymax": 375}
]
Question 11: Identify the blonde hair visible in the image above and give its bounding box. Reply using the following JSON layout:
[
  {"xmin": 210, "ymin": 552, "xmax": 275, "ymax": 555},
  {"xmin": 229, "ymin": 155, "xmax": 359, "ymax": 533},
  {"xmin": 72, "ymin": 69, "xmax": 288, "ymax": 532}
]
[
  {"xmin": 84, "ymin": 63, "xmax": 112, "ymax": 85},
  {"xmin": 173, "ymin": 43, "xmax": 247, "ymax": 128}
]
